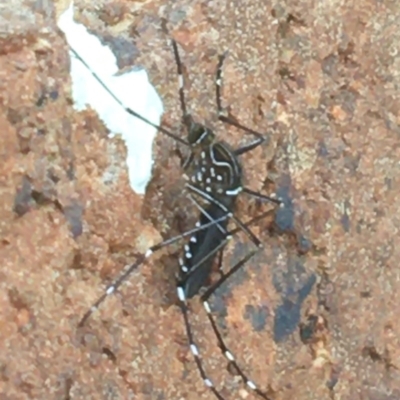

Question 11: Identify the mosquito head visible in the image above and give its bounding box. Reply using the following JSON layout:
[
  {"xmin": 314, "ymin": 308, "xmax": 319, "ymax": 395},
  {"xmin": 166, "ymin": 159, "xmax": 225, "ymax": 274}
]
[{"xmin": 188, "ymin": 122, "xmax": 215, "ymax": 147}]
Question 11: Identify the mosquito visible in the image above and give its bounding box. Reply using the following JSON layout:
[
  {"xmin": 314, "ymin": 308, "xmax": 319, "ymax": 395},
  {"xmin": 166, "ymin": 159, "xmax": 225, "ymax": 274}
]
[{"xmin": 71, "ymin": 38, "xmax": 281, "ymax": 399}]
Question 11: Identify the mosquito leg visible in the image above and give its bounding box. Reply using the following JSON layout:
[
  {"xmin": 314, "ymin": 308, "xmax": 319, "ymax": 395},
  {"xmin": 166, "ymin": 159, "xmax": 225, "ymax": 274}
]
[
  {"xmin": 171, "ymin": 39, "xmax": 194, "ymax": 130},
  {"xmin": 200, "ymin": 250, "xmax": 274, "ymax": 400},
  {"xmin": 176, "ymin": 209, "xmax": 273, "ymax": 399},
  {"xmin": 188, "ymin": 193, "xmax": 230, "ymax": 237},
  {"xmin": 242, "ymin": 187, "xmax": 282, "ymax": 206},
  {"xmin": 176, "ymin": 286, "xmax": 226, "ymax": 400},
  {"xmin": 187, "ymin": 183, "xmax": 263, "ymax": 249},
  {"xmin": 68, "ymin": 45, "xmax": 189, "ymax": 147},
  {"xmin": 215, "ymin": 53, "xmax": 265, "ymax": 156},
  {"xmin": 179, "ymin": 207, "xmax": 273, "ymax": 301},
  {"xmin": 78, "ymin": 211, "xmax": 231, "ymax": 327}
]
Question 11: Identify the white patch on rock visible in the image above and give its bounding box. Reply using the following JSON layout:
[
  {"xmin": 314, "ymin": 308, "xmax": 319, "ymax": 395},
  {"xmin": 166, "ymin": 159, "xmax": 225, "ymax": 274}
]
[{"xmin": 58, "ymin": 2, "xmax": 163, "ymax": 194}]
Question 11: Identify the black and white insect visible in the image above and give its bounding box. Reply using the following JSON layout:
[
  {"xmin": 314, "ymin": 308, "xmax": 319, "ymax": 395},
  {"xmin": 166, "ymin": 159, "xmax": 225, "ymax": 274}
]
[{"xmin": 72, "ymin": 39, "xmax": 281, "ymax": 399}]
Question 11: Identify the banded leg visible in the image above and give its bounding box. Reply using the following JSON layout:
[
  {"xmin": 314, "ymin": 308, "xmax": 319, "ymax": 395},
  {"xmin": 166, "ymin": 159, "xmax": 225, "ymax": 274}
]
[
  {"xmin": 176, "ymin": 210, "xmax": 273, "ymax": 399},
  {"xmin": 242, "ymin": 188, "xmax": 282, "ymax": 206},
  {"xmin": 172, "ymin": 40, "xmax": 281, "ymax": 209},
  {"xmin": 215, "ymin": 53, "xmax": 265, "ymax": 156},
  {"xmin": 201, "ymin": 251, "xmax": 274, "ymax": 400},
  {"xmin": 187, "ymin": 183, "xmax": 264, "ymax": 249},
  {"xmin": 78, "ymin": 198, "xmax": 232, "ymax": 327},
  {"xmin": 215, "ymin": 54, "xmax": 283, "ymax": 207},
  {"xmin": 176, "ymin": 247, "xmax": 245, "ymax": 399},
  {"xmin": 171, "ymin": 39, "xmax": 192, "ymax": 130},
  {"xmin": 69, "ymin": 45, "xmax": 190, "ymax": 147},
  {"xmin": 176, "ymin": 287, "xmax": 225, "ymax": 400}
]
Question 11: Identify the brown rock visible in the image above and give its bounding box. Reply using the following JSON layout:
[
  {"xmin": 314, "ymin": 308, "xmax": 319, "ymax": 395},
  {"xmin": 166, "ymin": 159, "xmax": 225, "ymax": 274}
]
[{"xmin": 2, "ymin": 0, "xmax": 400, "ymax": 400}]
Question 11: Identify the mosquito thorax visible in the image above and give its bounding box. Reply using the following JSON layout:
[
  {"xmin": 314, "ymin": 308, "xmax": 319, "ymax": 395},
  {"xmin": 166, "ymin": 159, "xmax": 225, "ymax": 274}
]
[{"xmin": 188, "ymin": 122, "xmax": 215, "ymax": 146}]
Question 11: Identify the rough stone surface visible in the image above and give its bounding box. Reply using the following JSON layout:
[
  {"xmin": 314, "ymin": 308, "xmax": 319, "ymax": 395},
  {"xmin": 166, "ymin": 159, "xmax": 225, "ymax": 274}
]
[{"xmin": 1, "ymin": 0, "xmax": 400, "ymax": 399}]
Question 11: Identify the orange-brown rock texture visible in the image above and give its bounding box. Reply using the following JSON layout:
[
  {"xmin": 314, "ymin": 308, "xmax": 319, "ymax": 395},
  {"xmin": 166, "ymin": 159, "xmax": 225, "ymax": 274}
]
[{"xmin": 1, "ymin": 0, "xmax": 400, "ymax": 399}]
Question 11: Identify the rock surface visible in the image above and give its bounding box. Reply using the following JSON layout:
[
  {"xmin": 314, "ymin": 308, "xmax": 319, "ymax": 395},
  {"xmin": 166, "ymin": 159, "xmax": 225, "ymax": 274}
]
[{"xmin": 1, "ymin": 0, "xmax": 400, "ymax": 399}]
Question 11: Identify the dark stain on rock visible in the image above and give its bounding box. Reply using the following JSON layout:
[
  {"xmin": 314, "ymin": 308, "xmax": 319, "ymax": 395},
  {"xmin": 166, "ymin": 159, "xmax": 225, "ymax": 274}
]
[
  {"xmin": 338, "ymin": 86, "xmax": 358, "ymax": 115},
  {"xmin": 299, "ymin": 314, "xmax": 319, "ymax": 344},
  {"xmin": 297, "ymin": 234, "xmax": 313, "ymax": 254},
  {"xmin": 360, "ymin": 290, "xmax": 372, "ymax": 298},
  {"xmin": 274, "ymin": 185, "xmax": 295, "ymax": 233},
  {"xmin": 272, "ymin": 255, "xmax": 310, "ymax": 296},
  {"xmin": 13, "ymin": 176, "xmax": 33, "ymax": 216},
  {"xmin": 98, "ymin": 2, "xmax": 127, "ymax": 26},
  {"xmin": 35, "ymin": 86, "xmax": 59, "ymax": 107},
  {"xmin": 384, "ymin": 116, "xmax": 400, "ymax": 136},
  {"xmin": 31, "ymin": 185, "xmax": 57, "ymax": 206},
  {"xmin": 343, "ymin": 152, "xmax": 361, "ymax": 173},
  {"xmin": 63, "ymin": 200, "xmax": 84, "ymax": 238},
  {"xmin": 7, "ymin": 108, "xmax": 24, "ymax": 125},
  {"xmin": 340, "ymin": 199, "xmax": 351, "ymax": 233},
  {"xmin": 48, "ymin": 169, "xmax": 60, "ymax": 184},
  {"xmin": 70, "ymin": 252, "xmax": 83, "ymax": 270},
  {"xmin": 102, "ymin": 347, "xmax": 117, "ymax": 363},
  {"xmin": 213, "ymin": 295, "xmax": 228, "ymax": 332},
  {"xmin": 14, "ymin": 174, "xmax": 83, "ymax": 238},
  {"xmin": 338, "ymin": 39, "xmax": 357, "ymax": 68},
  {"xmin": 63, "ymin": 375, "xmax": 73, "ymax": 400},
  {"xmin": 102, "ymin": 35, "xmax": 140, "ymax": 69},
  {"xmin": 316, "ymin": 271, "xmax": 335, "ymax": 312},
  {"xmin": 212, "ymin": 241, "xmax": 251, "ymax": 298},
  {"xmin": 8, "ymin": 287, "xmax": 30, "ymax": 310},
  {"xmin": 360, "ymin": 344, "xmax": 396, "ymax": 372},
  {"xmin": 321, "ymin": 53, "xmax": 339, "ymax": 78},
  {"xmin": 317, "ymin": 140, "xmax": 329, "ymax": 157},
  {"xmin": 243, "ymin": 304, "xmax": 269, "ymax": 332},
  {"xmin": 66, "ymin": 161, "xmax": 75, "ymax": 181},
  {"xmin": 49, "ymin": 89, "xmax": 59, "ymax": 101},
  {"xmin": 101, "ymin": 380, "xmax": 122, "ymax": 399},
  {"xmin": 35, "ymin": 89, "xmax": 47, "ymax": 107},
  {"xmin": 340, "ymin": 211, "xmax": 350, "ymax": 232},
  {"xmin": 326, "ymin": 364, "xmax": 341, "ymax": 390},
  {"xmin": 273, "ymin": 269, "xmax": 316, "ymax": 342}
]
